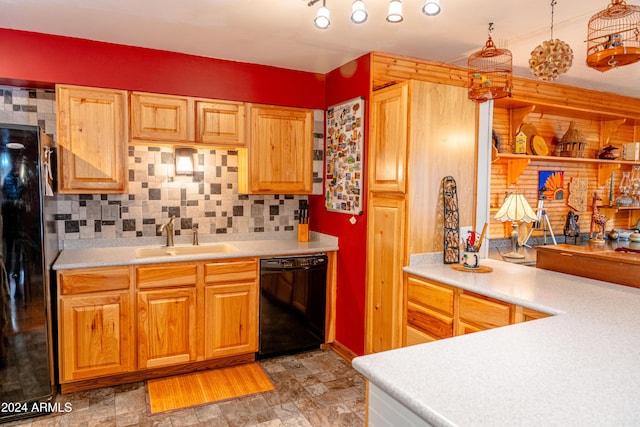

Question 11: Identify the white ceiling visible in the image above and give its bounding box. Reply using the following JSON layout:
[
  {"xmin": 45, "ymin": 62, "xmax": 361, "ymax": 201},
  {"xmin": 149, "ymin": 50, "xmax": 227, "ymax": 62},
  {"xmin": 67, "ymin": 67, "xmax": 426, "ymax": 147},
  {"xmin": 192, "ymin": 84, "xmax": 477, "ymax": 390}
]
[{"xmin": 1, "ymin": 0, "xmax": 640, "ymax": 98}]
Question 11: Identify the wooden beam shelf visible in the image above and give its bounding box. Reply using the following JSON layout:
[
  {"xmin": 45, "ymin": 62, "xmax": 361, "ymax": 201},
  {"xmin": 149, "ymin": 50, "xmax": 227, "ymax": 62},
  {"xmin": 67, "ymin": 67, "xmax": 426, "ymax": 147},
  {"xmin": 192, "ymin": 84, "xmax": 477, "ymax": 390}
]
[{"xmin": 496, "ymin": 153, "xmax": 639, "ymax": 186}]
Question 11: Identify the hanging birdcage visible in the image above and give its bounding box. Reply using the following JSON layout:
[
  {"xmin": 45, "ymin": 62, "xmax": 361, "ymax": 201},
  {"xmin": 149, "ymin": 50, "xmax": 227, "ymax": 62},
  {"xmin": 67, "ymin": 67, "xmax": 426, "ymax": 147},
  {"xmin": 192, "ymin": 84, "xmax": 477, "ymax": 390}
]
[
  {"xmin": 468, "ymin": 23, "xmax": 512, "ymax": 102},
  {"xmin": 586, "ymin": 0, "xmax": 640, "ymax": 72}
]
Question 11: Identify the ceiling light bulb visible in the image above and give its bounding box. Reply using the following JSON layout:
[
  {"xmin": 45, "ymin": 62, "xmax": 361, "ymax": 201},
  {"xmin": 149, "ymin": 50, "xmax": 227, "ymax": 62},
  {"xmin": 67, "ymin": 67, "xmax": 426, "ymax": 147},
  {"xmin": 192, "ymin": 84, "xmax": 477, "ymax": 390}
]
[
  {"xmin": 351, "ymin": 0, "xmax": 368, "ymax": 24},
  {"xmin": 422, "ymin": 0, "xmax": 440, "ymax": 16},
  {"xmin": 386, "ymin": 0, "xmax": 403, "ymax": 23},
  {"xmin": 314, "ymin": 5, "xmax": 330, "ymax": 29}
]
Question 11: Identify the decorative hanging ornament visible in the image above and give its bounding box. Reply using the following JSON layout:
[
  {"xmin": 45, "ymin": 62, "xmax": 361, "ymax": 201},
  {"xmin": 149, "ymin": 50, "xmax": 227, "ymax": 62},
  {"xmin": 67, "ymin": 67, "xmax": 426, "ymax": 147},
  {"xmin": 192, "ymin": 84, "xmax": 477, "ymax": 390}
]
[
  {"xmin": 468, "ymin": 23, "xmax": 513, "ymax": 102},
  {"xmin": 529, "ymin": 0, "xmax": 574, "ymax": 81},
  {"xmin": 586, "ymin": 0, "xmax": 640, "ymax": 72}
]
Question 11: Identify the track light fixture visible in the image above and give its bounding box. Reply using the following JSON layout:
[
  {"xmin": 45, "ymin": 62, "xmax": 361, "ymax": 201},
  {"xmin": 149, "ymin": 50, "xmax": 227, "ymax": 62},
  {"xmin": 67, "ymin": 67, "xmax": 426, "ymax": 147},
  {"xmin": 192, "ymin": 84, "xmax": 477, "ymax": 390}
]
[
  {"xmin": 313, "ymin": 0, "xmax": 330, "ymax": 29},
  {"xmin": 386, "ymin": 0, "xmax": 403, "ymax": 22},
  {"xmin": 308, "ymin": 0, "xmax": 440, "ymax": 28},
  {"xmin": 422, "ymin": 0, "xmax": 441, "ymax": 16},
  {"xmin": 351, "ymin": 1, "xmax": 368, "ymax": 23}
]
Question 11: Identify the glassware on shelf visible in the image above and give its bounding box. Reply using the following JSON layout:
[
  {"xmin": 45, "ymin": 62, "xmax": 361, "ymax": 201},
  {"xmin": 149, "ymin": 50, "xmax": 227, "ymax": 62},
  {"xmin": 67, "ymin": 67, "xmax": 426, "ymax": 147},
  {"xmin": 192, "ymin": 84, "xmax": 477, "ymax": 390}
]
[
  {"xmin": 631, "ymin": 166, "xmax": 640, "ymax": 207},
  {"xmin": 616, "ymin": 171, "xmax": 633, "ymax": 207}
]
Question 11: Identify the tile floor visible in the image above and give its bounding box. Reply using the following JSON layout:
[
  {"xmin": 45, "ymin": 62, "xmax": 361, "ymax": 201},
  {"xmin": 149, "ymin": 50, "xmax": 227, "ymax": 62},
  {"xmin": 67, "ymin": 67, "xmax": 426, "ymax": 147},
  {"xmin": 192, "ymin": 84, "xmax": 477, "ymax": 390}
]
[{"xmin": 3, "ymin": 349, "xmax": 366, "ymax": 427}]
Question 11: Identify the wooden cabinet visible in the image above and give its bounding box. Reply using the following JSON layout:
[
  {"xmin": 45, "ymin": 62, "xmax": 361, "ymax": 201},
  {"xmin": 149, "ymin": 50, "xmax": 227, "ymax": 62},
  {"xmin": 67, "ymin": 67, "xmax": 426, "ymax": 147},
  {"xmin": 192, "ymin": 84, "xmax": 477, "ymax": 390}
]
[
  {"xmin": 57, "ymin": 266, "xmax": 133, "ymax": 382},
  {"xmin": 238, "ymin": 104, "xmax": 313, "ymax": 194},
  {"xmin": 130, "ymin": 92, "xmax": 194, "ymax": 143},
  {"xmin": 457, "ymin": 291, "xmax": 513, "ymax": 335},
  {"xmin": 368, "ymin": 82, "xmax": 408, "ymax": 193},
  {"xmin": 130, "ymin": 92, "xmax": 246, "ymax": 148},
  {"xmin": 197, "ymin": 101, "xmax": 246, "ymax": 146},
  {"xmin": 56, "ymin": 84, "xmax": 128, "ymax": 193},
  {"xmin": 405, "ymin": 276, "xmax": 454, "ymax": 345},
  {"xmin": 365, "ymin": 80, "xmax": 477, "ymax": 353},
  {"xmin": 136, "ymin": 262, "xmax": 198, "ymax": 369},
  {"xmin": 203, "ymin": 259, "xmax": 258, "ymax": 358},
  {"xmin": 366, "ymin": 194, "xmax": 406, "ymax": 353},
  {"xmin": 137, "ymin": 287, "xmax": 197, "ymax": 369},
  {"xmin": 404, "ymin": 273, "xmax": 551, "ymax": 346}
]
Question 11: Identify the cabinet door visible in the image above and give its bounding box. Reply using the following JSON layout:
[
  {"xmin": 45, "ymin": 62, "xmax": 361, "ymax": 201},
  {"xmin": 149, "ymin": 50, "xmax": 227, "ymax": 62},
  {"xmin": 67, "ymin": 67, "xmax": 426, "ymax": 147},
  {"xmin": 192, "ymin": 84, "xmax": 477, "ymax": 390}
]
[
  {"xmin": 130, "ymin": 92, "xmax": 194, "ymax": 142},
  {"xmin": 138, "ymin": 287, "xmax": 197, "ymax": 369},
  {"xmin": 204, "ymin": 282, "xmax": 258, "ymax": 358},
  {"xmin": 365, "ymin": 194, "xmax": 406, "ymax": 353},
  {"xmin": 369, "ymin": 82, "xmax": 408, "ymax": 193},
  {"xmin": 240, "ymin": 104, "xmax": 313, "ymax": 194},
  {"xmin": 457, "ymin": 291, "xmax": 513, "ymax": 334},
  {"xmin": 59, "ymin": 292, "xmax": 133, "ymax": 382},
  {"xmin": 197, "ymin": 101, "xmax": 246, "ymax": 146},
  {"xmin": 56, "ymin": 85, "xmax": 128, "ymax": 193}
]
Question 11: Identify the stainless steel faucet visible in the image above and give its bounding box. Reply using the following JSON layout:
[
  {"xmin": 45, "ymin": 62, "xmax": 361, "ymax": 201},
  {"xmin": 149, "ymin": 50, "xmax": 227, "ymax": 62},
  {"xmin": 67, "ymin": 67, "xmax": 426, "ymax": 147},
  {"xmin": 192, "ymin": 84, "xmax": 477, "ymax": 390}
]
[
  {"xmin": 192, "ymin": 224, "xmax": 199, "ymax": 246},
  {"xmin": 159, "ymin": 216, "xmax": 175, "ymax": 247}
]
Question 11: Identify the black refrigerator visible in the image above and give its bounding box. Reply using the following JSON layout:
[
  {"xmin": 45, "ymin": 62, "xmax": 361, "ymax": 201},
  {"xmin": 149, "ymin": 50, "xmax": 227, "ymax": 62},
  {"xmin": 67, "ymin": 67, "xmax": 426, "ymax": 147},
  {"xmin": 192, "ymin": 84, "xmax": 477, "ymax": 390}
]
[{"xmin": 0, "ymin": 124, "xmax": 58, "ymax": 423}]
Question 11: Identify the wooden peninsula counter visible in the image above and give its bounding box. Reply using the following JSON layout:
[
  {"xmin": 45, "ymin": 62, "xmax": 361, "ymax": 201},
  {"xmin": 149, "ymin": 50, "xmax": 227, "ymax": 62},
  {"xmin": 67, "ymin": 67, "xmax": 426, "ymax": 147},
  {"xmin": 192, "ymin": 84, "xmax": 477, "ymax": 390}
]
[{"xmin": 536, "ymin": 243, "xmax": 640, "ymax": 289}]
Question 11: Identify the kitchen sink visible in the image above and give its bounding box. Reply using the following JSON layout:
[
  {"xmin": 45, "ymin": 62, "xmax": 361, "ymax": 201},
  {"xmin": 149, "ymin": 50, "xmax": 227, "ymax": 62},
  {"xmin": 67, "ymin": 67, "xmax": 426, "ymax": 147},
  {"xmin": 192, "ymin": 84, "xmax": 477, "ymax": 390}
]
[{"xmin": 135, "ymin": 244, "xmax": 238, "ymax": 258}]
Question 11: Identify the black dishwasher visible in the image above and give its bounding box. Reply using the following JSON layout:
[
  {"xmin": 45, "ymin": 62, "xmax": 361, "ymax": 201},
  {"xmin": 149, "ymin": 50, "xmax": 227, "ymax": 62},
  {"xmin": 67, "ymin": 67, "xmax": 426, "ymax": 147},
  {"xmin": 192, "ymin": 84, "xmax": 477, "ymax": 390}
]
[{"xmin": 258, "ymin": 254, "xmax": 327, "ymax": 359}]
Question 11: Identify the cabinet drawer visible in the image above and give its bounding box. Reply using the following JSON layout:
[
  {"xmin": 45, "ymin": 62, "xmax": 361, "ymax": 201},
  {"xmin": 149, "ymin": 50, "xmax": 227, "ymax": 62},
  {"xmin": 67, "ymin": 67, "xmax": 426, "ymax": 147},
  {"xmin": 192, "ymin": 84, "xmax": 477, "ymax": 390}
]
[
  {"xmin": 205, "ymin": 259, "xmax": 257, "ymax": 284},
  {"xmin": 406, "ymin": 301, "xmax": 454, "ymax": 340},
  {"xmin": 136, "ymin": 263, "xmax": 197, "ymax": 288},
  {"xmin": 458, "ymin": 292, "xmax": 512, "ymax": 329},
  {"xmin": 406, "ymin": 325, "xmax": 436, "ymax": 346},
  {"xmin": 59, "ymin": 266, "xmax": 130, "ymax": 295},
  {"xmin": 407, "ymin": 276, "xmax": 454, "ymax": 315}
]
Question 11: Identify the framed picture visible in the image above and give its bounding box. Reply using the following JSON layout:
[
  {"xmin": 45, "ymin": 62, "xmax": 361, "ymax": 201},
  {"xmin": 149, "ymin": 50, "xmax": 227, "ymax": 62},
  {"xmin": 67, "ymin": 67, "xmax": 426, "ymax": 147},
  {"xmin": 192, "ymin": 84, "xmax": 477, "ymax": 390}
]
[
  {"xmin": 539, "ymin": 170, "xmax": 564, "ymax": 200},
  {"xmin": 325, "ymin": 96, "xmax": 364, "ymax": 215}
]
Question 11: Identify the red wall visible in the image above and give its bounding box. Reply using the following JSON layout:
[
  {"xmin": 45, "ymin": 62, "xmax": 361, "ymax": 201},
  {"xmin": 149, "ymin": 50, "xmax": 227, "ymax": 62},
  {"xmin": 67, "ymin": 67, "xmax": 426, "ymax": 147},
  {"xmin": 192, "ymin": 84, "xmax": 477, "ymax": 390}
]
[
  {"xmin": 0, "ymin": 28, "xmax": 370, "ymax": 356},
  {"xmin": 309, "ymin": 54, "xmax": 370, "ymax": 356},
  {"xmin": 0, "ymin": 29, "xmax": 325, "ymax": 108}
]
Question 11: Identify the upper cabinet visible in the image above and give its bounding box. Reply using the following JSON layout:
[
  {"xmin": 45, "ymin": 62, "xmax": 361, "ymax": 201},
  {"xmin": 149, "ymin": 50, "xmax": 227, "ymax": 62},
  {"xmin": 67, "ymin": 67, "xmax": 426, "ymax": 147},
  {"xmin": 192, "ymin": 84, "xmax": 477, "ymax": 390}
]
[
  {"xmin": 56, "ymin": 84, "xmax": 128, "ymax": 194},
  {"xmin": 197, "ymin": 101, "xmax": 246, "ymax": 147},
  {"xmin": 238, "ymin": 104, "xmax": 313, "ymax": 194},
  {"xmin": 368, "ymin": 83, "xmax": 408, "ymax": 193},
  {"xmin": 130, "ymin": 92, "xmax": 194, "ymax": 143},
  {"xmin": 129, "ymin": 92, "xmax": 246, "ymax": 147}
]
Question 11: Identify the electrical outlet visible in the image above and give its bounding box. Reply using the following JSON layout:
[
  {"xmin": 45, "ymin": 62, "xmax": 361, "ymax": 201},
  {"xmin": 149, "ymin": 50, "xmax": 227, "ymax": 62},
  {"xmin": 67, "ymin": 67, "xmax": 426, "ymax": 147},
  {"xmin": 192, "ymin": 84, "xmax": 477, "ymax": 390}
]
[{"xmin": 101, "ymin": 205, "xmax": 120, "ymax": 221}]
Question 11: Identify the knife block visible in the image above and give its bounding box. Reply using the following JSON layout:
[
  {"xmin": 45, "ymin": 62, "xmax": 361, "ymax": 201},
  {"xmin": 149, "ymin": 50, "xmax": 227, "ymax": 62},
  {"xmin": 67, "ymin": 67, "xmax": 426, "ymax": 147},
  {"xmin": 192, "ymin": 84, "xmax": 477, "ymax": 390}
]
[{"xmin": 298, "ymin": 224, "xmax": 309, "ymax": 242}]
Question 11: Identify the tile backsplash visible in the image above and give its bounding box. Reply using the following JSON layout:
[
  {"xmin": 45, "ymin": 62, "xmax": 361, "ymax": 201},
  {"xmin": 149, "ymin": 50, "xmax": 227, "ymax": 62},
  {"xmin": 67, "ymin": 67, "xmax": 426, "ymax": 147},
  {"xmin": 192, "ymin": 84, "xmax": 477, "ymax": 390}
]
[{"xmin": 0, "ymin": 86, "xmax": 325, "ymax": 246}]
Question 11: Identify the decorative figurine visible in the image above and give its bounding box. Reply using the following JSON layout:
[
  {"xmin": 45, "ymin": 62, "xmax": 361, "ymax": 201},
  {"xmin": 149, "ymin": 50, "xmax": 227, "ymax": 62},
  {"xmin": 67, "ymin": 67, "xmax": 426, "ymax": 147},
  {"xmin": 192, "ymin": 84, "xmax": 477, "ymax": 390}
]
[
  {"xmin": 589, "ymin": 192, "xmax": 607, "ymax": 243},
  {"xmin": 563, "ymin": 210, "xmax": 580, "ymax": 244}
]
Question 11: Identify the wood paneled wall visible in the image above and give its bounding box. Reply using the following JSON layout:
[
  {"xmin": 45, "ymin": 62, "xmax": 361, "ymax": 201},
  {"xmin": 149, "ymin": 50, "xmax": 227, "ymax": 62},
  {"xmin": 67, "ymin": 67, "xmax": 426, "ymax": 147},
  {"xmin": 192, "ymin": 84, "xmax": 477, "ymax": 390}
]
[{"xmin": 369, "ymin": 52, "xmax": 640, "ymax": 241}]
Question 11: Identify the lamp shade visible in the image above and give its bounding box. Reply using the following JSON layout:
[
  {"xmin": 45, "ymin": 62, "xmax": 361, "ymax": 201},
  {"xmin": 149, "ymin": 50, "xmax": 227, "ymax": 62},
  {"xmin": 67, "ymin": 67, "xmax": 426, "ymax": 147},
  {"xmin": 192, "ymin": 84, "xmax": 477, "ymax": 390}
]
[{"xmin": 494, "ymin": 193, "xmax": 537, "ymax": 223}]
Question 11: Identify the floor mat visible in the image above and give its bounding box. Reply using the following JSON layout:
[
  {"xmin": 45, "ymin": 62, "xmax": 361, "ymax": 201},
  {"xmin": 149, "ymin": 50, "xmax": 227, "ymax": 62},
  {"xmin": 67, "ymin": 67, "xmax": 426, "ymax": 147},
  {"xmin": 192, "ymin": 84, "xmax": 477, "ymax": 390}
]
[{"xmin": 147, "ymin": 363, "xmax": 275, "ymax": 413}]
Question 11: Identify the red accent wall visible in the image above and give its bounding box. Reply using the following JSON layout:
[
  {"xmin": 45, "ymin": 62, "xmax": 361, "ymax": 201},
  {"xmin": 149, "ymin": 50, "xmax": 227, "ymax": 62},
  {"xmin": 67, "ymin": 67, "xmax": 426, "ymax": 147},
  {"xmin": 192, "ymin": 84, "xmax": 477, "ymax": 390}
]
[
  {"xmin": 309, "ymin": 54, "xmax": 370, "ymax": 356},
  {"xmin": 0, "ymin": 29, "xmax": 325, "ymax": 108},
  {"xmin": 0, "ymin": 27, "xmax": 369, "ymax": 356}
]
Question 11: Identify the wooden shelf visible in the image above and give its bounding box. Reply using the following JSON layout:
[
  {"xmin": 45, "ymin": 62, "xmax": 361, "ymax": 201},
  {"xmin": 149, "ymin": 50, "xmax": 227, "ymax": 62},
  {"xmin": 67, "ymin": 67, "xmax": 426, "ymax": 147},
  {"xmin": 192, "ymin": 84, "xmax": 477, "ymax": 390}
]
[
  {"xmin": 496, "ymin": 153, "xmax": 640, "ymax": 166},
  {"xmin": 495, "ymin": 153, "xmax": 639, "ymax": 186}
]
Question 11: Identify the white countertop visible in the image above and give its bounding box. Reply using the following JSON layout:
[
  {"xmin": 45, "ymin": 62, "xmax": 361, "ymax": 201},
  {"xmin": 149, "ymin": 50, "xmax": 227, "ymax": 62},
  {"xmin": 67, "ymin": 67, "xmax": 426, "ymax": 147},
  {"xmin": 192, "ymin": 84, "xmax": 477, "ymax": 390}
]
[
  {"xmin": 52, "ymin": 232, "xmax": 338, "ymax": 269},
  {"xmin": 352, "ymin": 258, "xmax": 640, "ymax": 427}
]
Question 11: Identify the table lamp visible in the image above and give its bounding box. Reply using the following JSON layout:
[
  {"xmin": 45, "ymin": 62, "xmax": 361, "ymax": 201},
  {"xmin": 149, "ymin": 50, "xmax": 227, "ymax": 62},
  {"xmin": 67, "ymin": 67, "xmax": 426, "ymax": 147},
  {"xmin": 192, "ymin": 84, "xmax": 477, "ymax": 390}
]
[{"xmin": 494, "ymin": 193, "xmax": 537, "ymax": 259}]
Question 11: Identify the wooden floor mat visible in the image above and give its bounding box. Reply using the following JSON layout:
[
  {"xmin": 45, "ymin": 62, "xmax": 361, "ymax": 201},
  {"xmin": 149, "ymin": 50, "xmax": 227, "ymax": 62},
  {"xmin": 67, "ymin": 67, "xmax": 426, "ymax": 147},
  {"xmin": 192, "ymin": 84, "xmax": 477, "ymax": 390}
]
[{"xmin": 147, "ymin": 363, "xmax": 275, "ymax": 413}]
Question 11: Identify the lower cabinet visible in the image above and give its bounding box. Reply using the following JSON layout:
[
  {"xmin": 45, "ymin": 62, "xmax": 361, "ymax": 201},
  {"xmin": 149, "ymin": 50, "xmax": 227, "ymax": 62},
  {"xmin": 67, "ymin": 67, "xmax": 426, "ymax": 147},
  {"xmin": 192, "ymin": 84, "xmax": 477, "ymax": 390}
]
[
  {"xmin": 404, "ymin": 274, "xmax": 550, "ymax": 346},
  {"xmin": 204, "ymin": 283, "xmax": 257, "ymax": 358},
  {"xmin": 57, "ymin": 266, "xmax": 133, "ymax": 382},
  {"xmin": 137, "ymin": 287, "xmax": 197, "ymax": 369},
  {"xmin": 57, "ymin": 257, "xmax": 260, "ymax": 388},
  {"xmin": 204, "ymin": 258, "xmax": 259, "ymax": 358}
]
